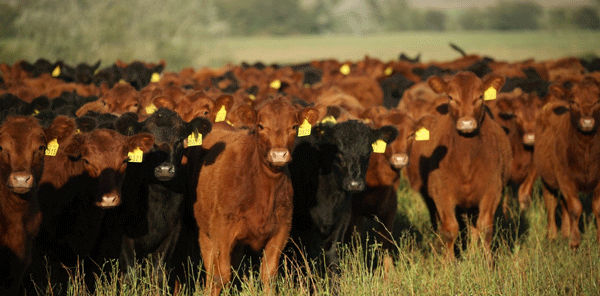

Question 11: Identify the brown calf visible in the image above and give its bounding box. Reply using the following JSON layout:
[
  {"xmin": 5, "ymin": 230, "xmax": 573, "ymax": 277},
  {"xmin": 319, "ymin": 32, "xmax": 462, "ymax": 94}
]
[
  {"xmin": 407, "ymin": 71, "xmax": 512, "ymax": 260},
  {"xmin": 193, "ymin": 96, "xmax": 318, "ymax": 295},
  {"xmin": 534, "ymin": 77, "xmax": 600, "ymax": 248}
]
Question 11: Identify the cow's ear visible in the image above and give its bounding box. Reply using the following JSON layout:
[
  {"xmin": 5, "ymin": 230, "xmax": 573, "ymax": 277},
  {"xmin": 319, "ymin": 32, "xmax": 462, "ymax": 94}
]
[
  {"xmin": 298, "ymin": 107, "xmax": 320, "ymax": 125},
  {"xmin": 483, "ymin": 75, "xmax": 505, "ymax": 92},
  {"xmin": 63, "ymin": 134, "xmax": 85, "ymax": 160},
  {"xmin": 186, "ymin": 117, "xmax": 212, "ymax": 137},
  {"xmin": 152, "ymin": 95, "xmax": 176, "ymax": 110},
  {"xmin": 116, "ymin": 112, "xmax": 141, "ymax": 136},
  {"xmin": 215, "ymin": 94, "xmax": 235, "ymax": 113},
  {"xmin": 75, "ymin": 116, "xmax": 97, "ymax": 133},
  {"xmin": 549, "ymin": 84, "xmax": 567, "ymax": 100},
  {"xmin": 427, "ymin": 76, "xmax": 448, "ymax": 94},
  {"xmin": 233, "ymin": 104, "xmax": 256, "ymax": 128},
  {"xmin": 45, "ymin": 116, "xmax": 76, "ymax": 143},
  {"xmin": 312, "ymin": 123, "xmax": 335, "ymax": 144},
  {"xmin": 372, "ymin": 125, "xmax": 398, "ymax": 145},
  {"xmin": 128, "ymin": 133, "xmax": 155, "ymax": 153}
]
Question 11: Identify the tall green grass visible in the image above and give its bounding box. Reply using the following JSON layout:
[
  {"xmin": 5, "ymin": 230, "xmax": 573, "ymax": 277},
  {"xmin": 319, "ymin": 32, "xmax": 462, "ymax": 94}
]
[{"xmin": 27, "ymin": 179, "xmax": 600, "ymax": 295}]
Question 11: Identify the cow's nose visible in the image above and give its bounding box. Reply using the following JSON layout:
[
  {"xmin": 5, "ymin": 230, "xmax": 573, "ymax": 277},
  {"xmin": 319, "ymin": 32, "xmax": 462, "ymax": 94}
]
[
  {"xmin": 580, "ymin": 117, "xmax": 595, "ymax": 132},
  {"xmin": 522, "ymin": 133, "xmax": 535, "ymax": 146},
  {"xmin": 96, "ymin": 193, "xmax": 121, "ymax": 208},
  {"xmin": 344, "ymin": 179, "xmax": 365, "ymax": 192},
  {"xmin": 155, "ymin": 163, "xmax": 176, "ymax": 181},
  {"xmin": 8, "ymin": 172, "xmax": 34, "ymax": 193},
  {"xmin": 390, "ymin": 153, "xmax": 409, "ymax": 169},
  {"xmin": 456, "ymin": 117, "xmax": 477, "ymax": 134},
  {"xmin": 267, "ymin": 148, "xmax": 291, "ymax": 166}
]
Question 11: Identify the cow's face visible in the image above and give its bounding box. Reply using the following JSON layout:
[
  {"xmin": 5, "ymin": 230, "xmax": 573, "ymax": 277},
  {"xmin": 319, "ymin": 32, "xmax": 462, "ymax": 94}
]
[
  {"xmin": 373, "ymin": 111, "xmax": 414, "ymax": 170},
  {"xmin": 513, "ymin": 93, "xmax": 543, "ymax": 146},
  {"xmin": 139, "ymin": 108, "xmax": 211, "ymax": 181},
  {"xmin": 64, "ymin": 129, "xmax": 154, "ymax": 208},
  {"xmin": 320, "ymin": 121, "xmax": 397, "ymax": 192},
  {"xmin": 0, "ymin": 116, "xmax": 46, "ymax": 195},
  {"xmin": 551, "ymin": 78, "xmax": 600, "ymax": 134},
  {"xmin": 255, "ymin": 97, "xmax": 318, "ymax": 168},
  {"xmin": 428, "ymin": 72, "xmax": 504, "ymax": 135}
]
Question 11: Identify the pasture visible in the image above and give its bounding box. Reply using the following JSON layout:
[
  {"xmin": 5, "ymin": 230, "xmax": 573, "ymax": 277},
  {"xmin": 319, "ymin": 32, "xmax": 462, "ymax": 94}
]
[
  {"xmin": 30, "ymin": 180, "xmax": 600, "ymax": 295},
  {"xmin": 2, "ymin": 30, "xmax": 600, "ymax": 70}
]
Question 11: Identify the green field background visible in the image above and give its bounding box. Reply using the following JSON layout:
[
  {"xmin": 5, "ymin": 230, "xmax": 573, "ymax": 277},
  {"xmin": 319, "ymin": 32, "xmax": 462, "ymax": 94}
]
[{"xmin": 2, "ymin": 30, "xmax": 600, "ymax": 70}]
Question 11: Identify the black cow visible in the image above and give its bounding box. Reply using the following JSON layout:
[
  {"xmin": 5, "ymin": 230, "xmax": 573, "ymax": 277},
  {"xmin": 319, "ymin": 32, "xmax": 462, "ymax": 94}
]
[
  {"xmin": 116, "ymin": 108, "xmax": 211, "ymax": 284},
  {"xmin": 288, "ymin": 120, "xmax": 397, "ymax": 279}
]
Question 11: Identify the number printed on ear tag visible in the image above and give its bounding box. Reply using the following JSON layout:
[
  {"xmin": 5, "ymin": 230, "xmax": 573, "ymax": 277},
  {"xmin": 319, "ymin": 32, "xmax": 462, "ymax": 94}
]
[
  {"xmin": 187, "ymin": 132, "xmax": 202, "ymax": 147},
  {"xmin": 484, "ymin": 87, "xmax": 497, "ymax": 101},
  {"xmin": 298, "ymin": 119, "xmax": 312, "ymax": 137},
  {"xmin": 128, "ymin": 147, "xmax": 143, "ymax": 163},
  {"xmin": 45, "ymin": 139, "xmax": 59, "ymax": 156}
]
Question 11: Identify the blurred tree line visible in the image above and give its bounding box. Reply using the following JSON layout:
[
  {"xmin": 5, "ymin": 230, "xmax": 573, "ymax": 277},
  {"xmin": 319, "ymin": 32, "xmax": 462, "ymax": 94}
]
[{"xmin": 0, "ymin": 0, "xmax": 598, "ymax": 68}]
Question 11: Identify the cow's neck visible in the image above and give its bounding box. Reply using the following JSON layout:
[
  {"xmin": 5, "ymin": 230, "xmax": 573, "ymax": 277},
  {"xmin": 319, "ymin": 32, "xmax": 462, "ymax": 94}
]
[{"xmin": 0, "ymin": 184, "xmax": 40, "ymax": 260}]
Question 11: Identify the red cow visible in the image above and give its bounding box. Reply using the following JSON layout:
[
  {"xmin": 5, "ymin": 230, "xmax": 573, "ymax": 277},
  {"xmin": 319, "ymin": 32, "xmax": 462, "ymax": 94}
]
[
  {"xmin": 0, "ymin": 116, "xmax": 60, "ymax": 294},
  {"xmin": 534, "ymin": 77, "xmax": 600, "ymax": 248},
  {"xmin": 76, "ymin": 83, "xmax": 140, "ymax": 117},
  {"xmin": 407, "ymin": 72, "xmax": 512, "ymax": 260},
  {"xmin": 193, "ymin": 96, "xmax": 318, "ymax": 295}
]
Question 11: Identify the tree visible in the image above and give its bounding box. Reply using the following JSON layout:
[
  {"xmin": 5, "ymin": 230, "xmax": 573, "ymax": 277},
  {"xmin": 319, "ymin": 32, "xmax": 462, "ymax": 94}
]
[
  {"xmin": 423, "ymin": 10, "xmax": 446, "ymax": 31},
  {"xmin": 0, "ymin": 3, "xmax": 19, "ymax": 37},
  {"xmin": 573, "ymin": 6, "xmax": 600, "ymax": 29},
  {"xmin": 489, "ymin": 1, "xmax": 542, "ymax": 30},
  {"xmin": 459, "ymin": 8, "xmax": 487, "ymax": 30}
]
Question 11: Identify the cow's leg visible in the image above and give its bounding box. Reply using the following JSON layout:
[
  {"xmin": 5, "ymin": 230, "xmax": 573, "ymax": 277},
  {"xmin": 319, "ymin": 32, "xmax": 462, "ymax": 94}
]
[
  {"xmin": 559, "ymin": 199, "xmax": 571, "ymax": 239},
  {"xmin": 260, "ymin": 226, "xmax": 290, "ymax": 295},
  {"xmin": 593, "ymin": 187, "xmax": 600, "ymax": 243},
  {"xmin": 518, "ymin": 168, "xmax": 537, "ymax": 210},
  {"xmin": 200, "ymin": 229, "xmax": 233, "ymax": 296},
  {"xmin": 542, "ymin": 186, "xmax": 558, "ymax": 240},
  {"xmin": 377, "ymin": 189, "xmax": 397, "ymax": 274},
  {"xmin": 475, "ymin": 189, "xmax": 502, "ymax": 263},
  {"xmin": 562, "ymin": 188, "xmax": 582, "ymax": 249},
  {"xmin": 436, "ymin": 199, "xmax": 458, "ymax": 261}
]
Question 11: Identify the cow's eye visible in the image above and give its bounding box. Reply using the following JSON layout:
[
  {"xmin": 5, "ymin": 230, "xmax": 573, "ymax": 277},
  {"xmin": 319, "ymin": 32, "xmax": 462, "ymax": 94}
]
[
  {"xmin": 0, "ymin": 146, "xmax": 3, "ymax": 151},
  {"xmin": 83, "ymin": 158, "xmax": 90, "ymax": 164},
  {"xmin": 292, "ymin": 125, "xmax": 299, "ymax": 130},
  {"xmin": 204, "ymin": 111, "xmax": 209, "ymax": 115},
  {"xmin": 257, "ymin": 124, "xmax": 264, "ymax": 130},
  {"xmin": 101, "ymin": 100, "xmax": 106, "ymax": 106},
  {"xmin": 38, "ymin": 145, "xmax": 46, "ymax": 151},
  {"xmin": 479, "ymin": 95, "xmax": 484, "ymax": 100},
  {"xmin": 448, "ymin": 95, "xmax": 454, "ymax": 100},
  {"xmin": 122, "ymin": 158, "xmax": 129, "ymax": 164}
]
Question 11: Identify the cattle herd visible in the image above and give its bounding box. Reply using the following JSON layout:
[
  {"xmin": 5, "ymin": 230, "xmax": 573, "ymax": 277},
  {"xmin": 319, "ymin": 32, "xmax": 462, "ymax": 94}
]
[{"xmin": 0, "ymin": 49, "xmax": 600, "ymax": 295}]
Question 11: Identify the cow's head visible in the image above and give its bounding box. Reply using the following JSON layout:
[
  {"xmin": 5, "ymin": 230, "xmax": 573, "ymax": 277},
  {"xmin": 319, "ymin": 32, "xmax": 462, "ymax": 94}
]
[
  {"xmin": 374, "ymin": 111, "xmax": 433, "ymax": 170},
  {"xmin": 428, "ymin": 72, "xmax": 505, "ymax": 135},
  {"xmin": 76, "ymin": 84, "xmax": 140, "ymax": 117},
  {"xmin": 0, "ymin": 116, "xmax": 47, "ymax": 196},
  {"xmin": 316, "ymin": 120, "xmax": 398, "ymax": 192},
  {"xmin": 254, "ymin": 96, "xmax": 319, "ymax": 169},
  {"xmin": 118, "ymin": 108, "xmax": 212, "ymax": 181},
  {"xmin": 549, "ymin": 77, "xmax": 600, "ymax": 134},
  {"xmin": 63, "ymin": 129, "xmax": 154, "ymax": 208}
]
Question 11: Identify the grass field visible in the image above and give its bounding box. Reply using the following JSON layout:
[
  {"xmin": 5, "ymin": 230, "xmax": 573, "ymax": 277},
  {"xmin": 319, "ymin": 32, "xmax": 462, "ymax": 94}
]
[
  {"xmin": 2, "ymin": 30, "xmax": 600, "ymax": 71},
  {"xmin": 29, "ymin": 180, "xmax": 600, "ymax": 295}
]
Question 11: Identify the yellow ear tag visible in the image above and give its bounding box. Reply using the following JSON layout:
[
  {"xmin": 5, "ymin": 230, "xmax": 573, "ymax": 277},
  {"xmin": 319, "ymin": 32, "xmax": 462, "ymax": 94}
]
[
  {"xmin": 128, "ymin": 147, "xmax": 143, "ymax": 163},
  {"xmin": 321, "ymin": 115, "xmax": 337, "ymax": 125},
  {"xmin": 51, "ymin": 66, "xmax": 61, "ymax": 77},
  {"xmin": 226, "ymin": 120, "xmax": 233, "ymax": 126},
  {"xmin": 45, "ymin": 139, "xmax": 59, "ymax": 156},
  {"xmin": 270, "ymin": 79, "xmax": 281, "ymax": 89},
  {"xmin": 75, "ymin": 129, "xmax": 81, "ymax": 134},
  {"xmin": 151, "ymin": 72, "xmax": 161, "ymax": 83},
  {"xmin": 248, "ymin": 94, "xmax": 256, "ymax": 100},
  {"xmin": 215, "ymin": 105, "xmax": 227, "ymax": 122},
  {"xmin": 187, "ymin": 132, "xmax": 202, "ymax": 147},
  {"xmin": 340, "ymin": 64, "xmax": 351, "ymax": 75},
  {"xmin": 304, "ymin": 83, "xmax": 310, "ymax": 88},
  {"xmin": 372, "ymin": 139, "xmax": 387, "ymax": 153},
  {"xmin": 32, "ymin": 109, "xmax": 40, "ymax": 116},
  {"xmin": 145, "ymin": 103, "xmax": 158, "ymax": 114},
  {"xmin": 415, "ymin": 127, "xmax": 430, "ymax": 141},
  {"xmin": 119, "ymin": 79, "xmax": 127, "ymax": 84},
  {"xmin": 384, "ymin": 67, "xmax": 393, "ymax": 76},
  {"xmin": 298, "ymin": 119, "xmax": 312, "ymax": 137},
  {"xmin": 484, "ymin": 87, "xmax": 497, "ymax": 101}
]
